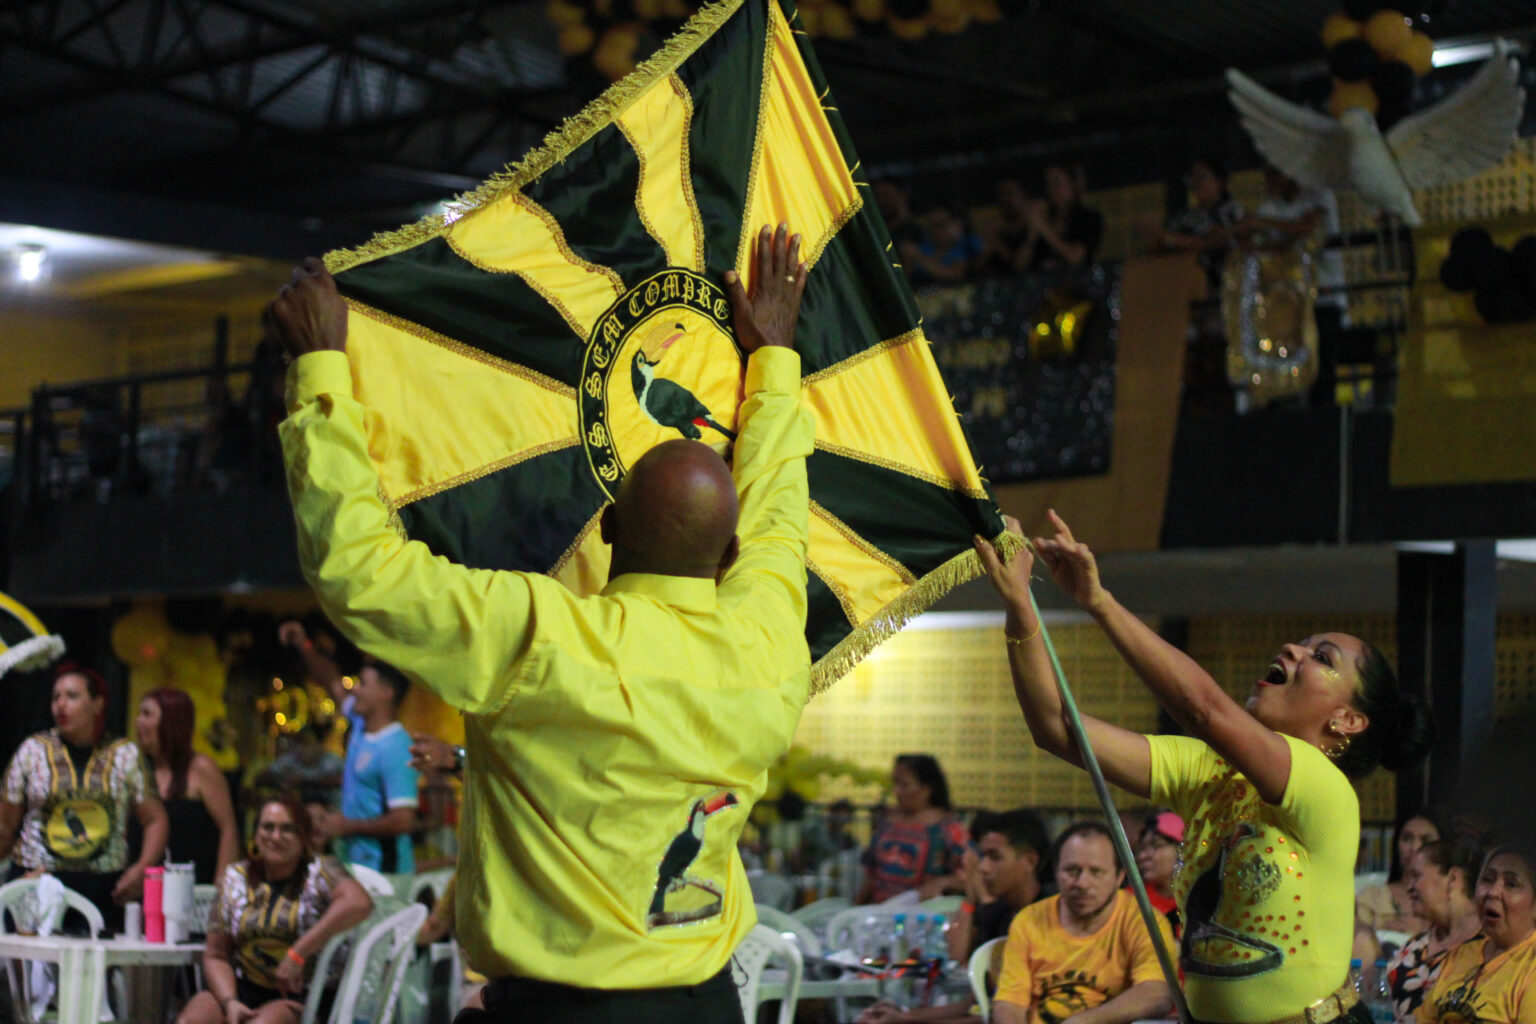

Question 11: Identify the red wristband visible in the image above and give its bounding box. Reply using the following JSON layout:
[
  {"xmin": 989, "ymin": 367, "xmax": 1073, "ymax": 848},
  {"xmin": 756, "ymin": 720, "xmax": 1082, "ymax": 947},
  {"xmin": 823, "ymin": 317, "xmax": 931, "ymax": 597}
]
[
  {"xmin": 285, "ymin": 947, "xmax": 305, "ymax": 967},
  {"xmin": 961, "ymin": 901, "xmax": 976, "ymax": 914}
]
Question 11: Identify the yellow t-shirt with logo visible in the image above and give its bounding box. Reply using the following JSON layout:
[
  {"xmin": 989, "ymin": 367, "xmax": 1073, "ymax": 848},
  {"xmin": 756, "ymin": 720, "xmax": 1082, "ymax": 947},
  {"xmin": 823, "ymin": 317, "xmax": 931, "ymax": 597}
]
[
  {"xmin": 1416, "ymin": 932, "xmax": 1536, "ymax": 1024},
  {"xmin": 994, "ymin": 890, "xmax": 1174, "ymax": 1024},
  {"xmin": 281, "ymin": 348, "xmax": 813, "ymax": 988},
  {"xmin": 1148, "ymin": 733, "xmax": 1358, "ymax": 1024}
]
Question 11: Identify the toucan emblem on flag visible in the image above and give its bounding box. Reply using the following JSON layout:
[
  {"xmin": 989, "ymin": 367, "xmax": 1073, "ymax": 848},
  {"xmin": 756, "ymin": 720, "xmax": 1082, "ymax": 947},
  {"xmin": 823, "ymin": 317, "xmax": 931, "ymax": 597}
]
[{"xmin": 324, "ymin": 0, "xmax": 1017, "ymax": 692}]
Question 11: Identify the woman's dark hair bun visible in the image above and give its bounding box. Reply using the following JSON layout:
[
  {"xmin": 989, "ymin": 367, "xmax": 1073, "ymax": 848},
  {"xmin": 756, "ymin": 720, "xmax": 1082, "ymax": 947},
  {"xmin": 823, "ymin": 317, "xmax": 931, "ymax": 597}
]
[
  {"xmin": 1335, "ymin": 641, "xmax": 1435, "ymax": 779},
  {"xmin": 1377, "ymin": 688, "xmax": 1435, "ymax": 772}
]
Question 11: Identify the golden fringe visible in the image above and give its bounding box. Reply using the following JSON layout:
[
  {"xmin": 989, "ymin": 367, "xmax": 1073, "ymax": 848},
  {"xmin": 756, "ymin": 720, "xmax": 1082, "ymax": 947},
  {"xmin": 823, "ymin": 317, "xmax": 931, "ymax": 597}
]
[
  {"xmin": 325, "ymin": 0, "xmax": 748, "ymax": 276},
  {"xmin": 808, "ymin": 528, "xmax": 1024, "ymax": 696}
]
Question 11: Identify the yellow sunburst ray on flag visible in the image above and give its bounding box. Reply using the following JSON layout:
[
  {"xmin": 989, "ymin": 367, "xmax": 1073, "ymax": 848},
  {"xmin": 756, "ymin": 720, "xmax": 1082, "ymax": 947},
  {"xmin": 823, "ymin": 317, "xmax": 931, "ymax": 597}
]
[{"xmin": 323, "ymin": 0, "xmax": 1019, "ymax": 693}]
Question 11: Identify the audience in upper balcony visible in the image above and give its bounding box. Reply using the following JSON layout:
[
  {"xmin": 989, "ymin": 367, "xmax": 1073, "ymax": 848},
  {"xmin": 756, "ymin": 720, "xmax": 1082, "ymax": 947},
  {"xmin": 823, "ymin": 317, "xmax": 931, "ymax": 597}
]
[
  {"xmin": 902, "ymin": 203, "xmax": 983, "ymax": 287},
  {"xmin": 1018, "ymin": 163, "xmax": 1105, "ymax": 273},
  {"xmin": 874, "ymin": 176, "xmax": 925, "ymax": 253},
  {"xmin": 1150, "ymin": 156, "xmax": 1244, "ymax": 290}
]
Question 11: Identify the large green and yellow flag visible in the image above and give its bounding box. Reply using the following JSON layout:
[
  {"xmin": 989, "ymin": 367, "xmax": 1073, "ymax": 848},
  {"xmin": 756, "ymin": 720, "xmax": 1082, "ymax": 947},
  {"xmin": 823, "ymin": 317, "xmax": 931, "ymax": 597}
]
[{"xmin": 324, "ymin": 0, "xmax": 1014, "ymax": 692}]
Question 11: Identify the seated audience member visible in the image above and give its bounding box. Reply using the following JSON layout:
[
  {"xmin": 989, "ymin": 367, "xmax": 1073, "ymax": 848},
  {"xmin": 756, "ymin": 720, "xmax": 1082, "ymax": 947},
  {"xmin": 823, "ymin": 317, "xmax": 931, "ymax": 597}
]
[
  {"xmin": 1134, "ymin": 809, "xmax": 1184, "ymax": 936},
  {"xmin": 992, "ymin": 821, "xmax": 1174, "ymax": 1024},
  {"xmin": 1019, "ymin": 163, "xmax": 1104, "ymax": 272},
  {"xmin": 1388, "ymin": 837, "xmax": 1484, "ymax": 1024},
  {"xmin": 132, "ymin": 687, "xmax": 241, "ymax": 885},
  {"xmin": 857, "ymin": 754, "xmax": 968, "ymax": 904},
  {"xmin": 1415, "ymin": 843, "xmax": 1536, "ymax": 1024},
  {"xmin": 176, "ymin": 796, "xmax": 373, "ymax": 1024},
  {"xmin": 856, "ymin": 809, "xmax": 1053, "ymax": 1023},
  {"xmin": 875, "ymin": 177, "xmax": 925, "ymax": 252},
  {"xmin": 1362, "ymin": 811, "xmax": 1443, "ymax": 934},
  {"xmin": 980, "ymin": 178, "xmax": 1035, "ymax": 275},
  {"xmin": 901, "ymin": 204, "xmax": 981, "ymax": 287},
  {"xmin": 256, "ymin": 723, "xmax": 345, "ymax": 809}
]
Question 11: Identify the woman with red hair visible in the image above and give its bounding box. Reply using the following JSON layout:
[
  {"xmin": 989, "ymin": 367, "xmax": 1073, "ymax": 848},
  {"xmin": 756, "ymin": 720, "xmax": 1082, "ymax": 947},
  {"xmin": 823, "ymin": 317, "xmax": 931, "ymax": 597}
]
[
  {"xmin": 0, "ymin": 664, "xmax": 169, "ymax": 923},
  {"xmin": 134, "ymin": 687, "xmax": 240, "ymax": 884}
]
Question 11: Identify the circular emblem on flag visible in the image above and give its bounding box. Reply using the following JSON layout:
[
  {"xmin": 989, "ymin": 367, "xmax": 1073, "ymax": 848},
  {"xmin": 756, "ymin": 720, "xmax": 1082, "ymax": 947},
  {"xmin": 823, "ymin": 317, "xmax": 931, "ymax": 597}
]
[
  {"xmin": 579, "ymin": 269, "xmax": 743, "ymax": 500},
  {"xmin": 44, "ymin": 796, "xmax": 111, "ymax": 861}
]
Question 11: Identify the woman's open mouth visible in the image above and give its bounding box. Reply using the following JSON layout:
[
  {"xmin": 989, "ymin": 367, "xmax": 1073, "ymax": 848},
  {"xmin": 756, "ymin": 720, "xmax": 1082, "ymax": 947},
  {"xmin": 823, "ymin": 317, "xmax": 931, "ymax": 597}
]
[{"xmin": 1259, "ymin": 661, "xmax": 1288, "ymax": 686}]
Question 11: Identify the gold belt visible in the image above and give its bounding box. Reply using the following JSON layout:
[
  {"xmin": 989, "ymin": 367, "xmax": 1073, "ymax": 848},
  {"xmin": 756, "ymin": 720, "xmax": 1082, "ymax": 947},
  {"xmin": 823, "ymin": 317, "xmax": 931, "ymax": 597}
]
[{"xmin": 1259, "ymin": 984, "xmax": 1359, "ymax": 1024}]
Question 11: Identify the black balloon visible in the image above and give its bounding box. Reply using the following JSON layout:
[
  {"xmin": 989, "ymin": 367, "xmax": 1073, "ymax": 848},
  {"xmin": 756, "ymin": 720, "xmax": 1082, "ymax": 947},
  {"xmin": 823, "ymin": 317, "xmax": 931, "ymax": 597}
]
[
  {"xmin": 888, "ymin": 0, "xmax": 930, "ymax": 18},
  {"xmin": 1374, "ymin": 61, "xmax": 1415, "ymax": 105},
  {"xmin": 1328, "ymin": 39, "xmax": 1380, "ymax": 82},
  {"xmin": 1342, "ymin": 0, "xmax": 1387, "ymax": 20}
]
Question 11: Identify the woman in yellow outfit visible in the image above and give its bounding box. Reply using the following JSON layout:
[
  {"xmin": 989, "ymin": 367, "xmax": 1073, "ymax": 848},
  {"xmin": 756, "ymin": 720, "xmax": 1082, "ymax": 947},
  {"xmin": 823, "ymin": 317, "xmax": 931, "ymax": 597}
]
[
  {"xmin": 1416, "ymin": 844, "xmax": 1536, "ymax": 1024},
  {"xmin": 975, "ymin": 512, "xmax": 1433, "ymax": 1024}
]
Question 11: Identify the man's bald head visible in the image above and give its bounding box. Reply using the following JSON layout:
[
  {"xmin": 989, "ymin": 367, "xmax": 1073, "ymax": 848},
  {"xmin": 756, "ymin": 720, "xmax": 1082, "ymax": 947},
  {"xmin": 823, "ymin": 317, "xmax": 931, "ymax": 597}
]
[{"xmin": 601, "ymin": 440, "xmax": 740, "ymax": 580}]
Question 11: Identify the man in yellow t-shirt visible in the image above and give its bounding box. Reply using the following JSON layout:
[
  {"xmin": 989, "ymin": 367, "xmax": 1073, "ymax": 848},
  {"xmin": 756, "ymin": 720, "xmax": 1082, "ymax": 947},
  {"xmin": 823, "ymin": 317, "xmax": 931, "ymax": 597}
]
[
  {"xmin": 267, "ymin": 225, "xmax": 813, "ymax": 1024},
  {"xmin": 994, "ymin": 821, "xmax": 1174, "ymax": 1024}
]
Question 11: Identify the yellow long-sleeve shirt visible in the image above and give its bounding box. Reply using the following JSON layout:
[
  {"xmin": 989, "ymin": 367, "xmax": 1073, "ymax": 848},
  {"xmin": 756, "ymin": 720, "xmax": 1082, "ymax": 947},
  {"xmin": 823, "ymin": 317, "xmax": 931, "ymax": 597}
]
[{"xmin": 279, "ymin": 346, "xmax": 813, "ymax": 987}]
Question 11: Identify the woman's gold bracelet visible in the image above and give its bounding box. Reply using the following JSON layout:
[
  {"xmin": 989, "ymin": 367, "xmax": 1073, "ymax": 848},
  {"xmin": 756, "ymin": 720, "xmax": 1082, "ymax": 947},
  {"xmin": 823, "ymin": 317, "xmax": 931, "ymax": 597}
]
[{"xmin": 1004, "ymin": 620, "xmax": 1041, "ymax": 646}]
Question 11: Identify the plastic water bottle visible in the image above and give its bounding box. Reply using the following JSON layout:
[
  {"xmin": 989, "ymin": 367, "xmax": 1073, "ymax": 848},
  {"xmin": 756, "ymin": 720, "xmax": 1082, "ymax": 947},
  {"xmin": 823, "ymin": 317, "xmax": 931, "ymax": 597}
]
[
  {"xmin": 1349, "ymin": 958, "xmax": 1364, "ymax": 994},
  {"xmin": 891, "ymin": 913, "xmax": 908, "ymax": 960},
  {"xmin": 1369, "ymin": 959, "xmax": 1395, "ymax": 1024},
  {"xmin": 912, "ymin": 913, "xmax": 929, "ymax": 957},
  {"xmin": 932, "ymin": 914, "xmax": 951, "ymax": 962}
]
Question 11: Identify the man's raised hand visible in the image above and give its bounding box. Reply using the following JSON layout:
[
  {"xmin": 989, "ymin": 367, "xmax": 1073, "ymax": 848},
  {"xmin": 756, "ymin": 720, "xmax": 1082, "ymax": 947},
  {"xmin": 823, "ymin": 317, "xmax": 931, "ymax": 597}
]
[
  {"xmin": 264, "ymin": 257, "xmax": 349, "ymax": 361},
  {"xmin": 723, "ymin": 223, "xmax": 808, "ymax": 353}
]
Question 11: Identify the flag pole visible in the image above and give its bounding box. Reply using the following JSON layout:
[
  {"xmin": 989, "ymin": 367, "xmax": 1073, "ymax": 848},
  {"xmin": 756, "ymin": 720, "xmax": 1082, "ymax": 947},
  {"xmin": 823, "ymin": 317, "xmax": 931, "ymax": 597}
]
[{"xmin": 1027, "ymin": 587, "xmax": 1193, "ymax": 1024}]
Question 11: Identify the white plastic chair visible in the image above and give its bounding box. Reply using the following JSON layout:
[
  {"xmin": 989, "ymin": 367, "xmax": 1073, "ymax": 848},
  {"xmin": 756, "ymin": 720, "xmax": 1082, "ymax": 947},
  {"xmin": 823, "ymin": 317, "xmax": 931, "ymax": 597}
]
[
  {"xmin": 405, "ymin": 869, "xmax": 454, "ymax": 908},
  {"xmin": 302, "ymin": 898, "xmax": 427, "ymax": 1024},
  {"xmin": 755, "ymin": 904, "xmax": 822, "ymax": 955},
  {"xmin": 970, "ymin": 936, "xmax": 1006, "ymax": 1022},
  {"xmin": 747, "ymin": 871, "xmax": 797, "ymax": 912},
  {"xmin": 733, "ymin": 923, "xmax": 803, "ymax": 1024},
  {"xmin": 345, "ymin": 862, "xmax": 397, "ymax": 899},
  {"xmin": 0, "ymin": 877, "xmax": 107, "ymax": 1024},
  {"xmin": 918, "ymin": 895, "xmax": 964, "ymax": 917},
  {"xmin": 789, "ymin": 896, "xmax": 848, "ymax": 942}
]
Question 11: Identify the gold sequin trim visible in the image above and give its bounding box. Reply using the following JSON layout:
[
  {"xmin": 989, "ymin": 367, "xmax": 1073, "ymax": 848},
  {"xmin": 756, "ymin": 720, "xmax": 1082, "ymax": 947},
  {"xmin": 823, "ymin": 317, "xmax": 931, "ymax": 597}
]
[
  {"xmin": 814, "ymin": 440, "xmax": 989, "ymax": 500},
  {"xmin": 548, "ymin": 505, "xmax": 606, "ymax": 577},
  {"xmin": 800, "ymin": 328, "xmax": 923, "ymax": 386},
  {"xmin": 392, "ymin": 437, "xmax": 581, "ymax": 509},
  {"xmin": 804, "ymin": 192, "xmax": 862, "ymax": 271},
  {"xmin": 810, "ymin": 499, "xmax": 917, "ymax": 585},
  {"xmin": 345, "ymin": 299, "xmax": 577, "ymax": 400},
  {"xmin": 733, "ymin": 0, "xmax": 779, "ymax": 274}
]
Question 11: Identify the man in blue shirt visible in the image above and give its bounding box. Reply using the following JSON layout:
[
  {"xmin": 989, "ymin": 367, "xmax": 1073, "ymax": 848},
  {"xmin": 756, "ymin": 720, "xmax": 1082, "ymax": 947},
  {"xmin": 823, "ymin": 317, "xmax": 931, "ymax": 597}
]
[{"xmin": 314, "ymin": 659, "xmax": 419, "ymax": 873}]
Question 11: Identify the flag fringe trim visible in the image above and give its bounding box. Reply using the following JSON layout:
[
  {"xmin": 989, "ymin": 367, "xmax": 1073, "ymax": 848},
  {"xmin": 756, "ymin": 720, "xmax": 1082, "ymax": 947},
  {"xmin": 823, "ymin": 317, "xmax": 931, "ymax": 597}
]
[
  {"xmin": 325, "ymin": 0, "xmax": 748, "ymax": 276},
  {"xmin": 808, "ymin": 528, "xmax": 1023, "ymax": 696}
]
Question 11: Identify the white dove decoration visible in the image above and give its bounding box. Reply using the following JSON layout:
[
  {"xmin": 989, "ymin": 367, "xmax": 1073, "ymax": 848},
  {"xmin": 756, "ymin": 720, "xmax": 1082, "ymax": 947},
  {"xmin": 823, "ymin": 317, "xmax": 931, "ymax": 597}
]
[{"xmin": 1226, "ymin": 41, "xmax": 1525, "ymax": 227}]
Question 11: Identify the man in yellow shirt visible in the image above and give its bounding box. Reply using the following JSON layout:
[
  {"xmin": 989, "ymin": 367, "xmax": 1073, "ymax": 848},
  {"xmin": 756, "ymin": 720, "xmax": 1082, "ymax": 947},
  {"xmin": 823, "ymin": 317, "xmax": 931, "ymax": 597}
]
[
  {"xmin": 994, "ymin": 821, "xmax": 1174, "ymax": 1024},
  {"xmin": 267, "ymin": 224, "xmax": 814, "ymax": 1023}
]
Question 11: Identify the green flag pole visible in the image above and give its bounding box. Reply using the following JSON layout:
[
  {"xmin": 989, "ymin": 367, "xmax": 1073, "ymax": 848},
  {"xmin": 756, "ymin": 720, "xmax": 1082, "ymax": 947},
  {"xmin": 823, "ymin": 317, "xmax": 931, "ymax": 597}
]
[{"xmin": 1028, "ymin": 587, "xmax": 1193, "ymax": 1024}]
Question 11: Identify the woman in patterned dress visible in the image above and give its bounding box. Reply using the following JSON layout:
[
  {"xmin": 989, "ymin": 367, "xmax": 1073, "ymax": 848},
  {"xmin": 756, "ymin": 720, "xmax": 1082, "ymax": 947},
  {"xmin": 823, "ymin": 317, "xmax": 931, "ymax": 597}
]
[
  {"xmin": 177, "ymin": 795, "xmax": 372, "ymax": 1024},
  {"xmin": 0, "ymin": 663, "xmax": 169, "ymax": 925},
  {"xmin": 856, "ymin": 754, "xmax": 969, "ymax": 904},
  {"xmin": 1387, "ymin": 838, "xmax": 1484, "ymax": 1022}
]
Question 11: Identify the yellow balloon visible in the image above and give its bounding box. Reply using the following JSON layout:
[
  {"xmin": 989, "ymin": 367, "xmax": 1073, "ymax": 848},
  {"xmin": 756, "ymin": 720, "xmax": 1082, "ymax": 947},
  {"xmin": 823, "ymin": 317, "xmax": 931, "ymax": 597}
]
[
  {"xmin": 931, "ymin": 0, "xmax": 969, "ymax": 34},
  {"xmin": 545, "ymin": 0, "xmax": 584, "ymax": 27},
  {"xmin": 964, "ymin": 0, "xmax": 1003, "ymax": 24},
  {"xmin": 111, "ymin": 604, "xmax": 170, "ymax": 669},
  {"xmin": 1362, "ymin": 9, "xmax": 1411, "ymax": 58},
  {"xmin": 1321, "ymin": 12, "xmax": 1363, "ymax": 49},
  {"xmin": 853, "ymin": 0, "xmax": 886, "ymax": 21},
  {"xmin": 1328, "ymin": 79, "xmax": 1379, "ymax": 118},
  {"xmin": 888, "ymin": 15, "xmax": 928, "ymax": 40},
  {"xmin": 633, "ymin": 0, "xmax": 662, "ymax": 20},
  {"xmin": 558, "ymin": 22, "xmax": 595, "ymax": 56},
  {"xmin": 1400, "ymin": 30, "xmax": 1434, "ymax": 75}
]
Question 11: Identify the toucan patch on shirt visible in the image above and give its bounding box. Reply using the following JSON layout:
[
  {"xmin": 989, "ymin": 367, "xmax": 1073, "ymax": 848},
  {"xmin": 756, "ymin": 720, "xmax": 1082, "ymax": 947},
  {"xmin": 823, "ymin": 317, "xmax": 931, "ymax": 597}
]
[{"xmin": 647, "ymin": 790, "xmax": 739, "ymax": 929}]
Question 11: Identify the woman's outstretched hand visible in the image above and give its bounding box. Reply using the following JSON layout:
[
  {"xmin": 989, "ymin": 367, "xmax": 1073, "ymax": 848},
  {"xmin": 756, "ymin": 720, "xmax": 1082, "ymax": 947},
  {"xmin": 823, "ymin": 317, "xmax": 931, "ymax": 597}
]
[
  {"xmin": 973, "ymin": 515, "xmax": 1034, "ymax": 612},
  {"xmin": 1032, "ymin": 509, "xmax": 1110, "ymax": 615}
]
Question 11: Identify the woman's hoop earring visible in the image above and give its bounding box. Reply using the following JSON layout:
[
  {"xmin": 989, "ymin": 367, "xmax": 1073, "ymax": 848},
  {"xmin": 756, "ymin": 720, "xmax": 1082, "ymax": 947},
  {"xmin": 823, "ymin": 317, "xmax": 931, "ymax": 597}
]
[{"xmin": 1324, "ymin": 720, "xmax": 1351, "ymax": 760}]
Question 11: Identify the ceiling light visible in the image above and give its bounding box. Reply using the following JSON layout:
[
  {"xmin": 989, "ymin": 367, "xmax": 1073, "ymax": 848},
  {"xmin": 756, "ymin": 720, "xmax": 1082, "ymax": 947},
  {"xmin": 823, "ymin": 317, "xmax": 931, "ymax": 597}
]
[
  {"xmin": 16, "ymin": 244, "xmax": 46, "ymax": 283},
  {"xmin": 1432, "ymin": 42, "xmax": 1499, "ymax": 68}
]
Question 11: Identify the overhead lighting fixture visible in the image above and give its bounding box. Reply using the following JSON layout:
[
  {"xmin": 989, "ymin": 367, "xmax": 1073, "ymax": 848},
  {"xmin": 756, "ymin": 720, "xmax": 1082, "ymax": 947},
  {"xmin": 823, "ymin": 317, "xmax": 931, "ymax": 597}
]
[
  {"xmin": 1432, "ymin": 41, "xmax": 1499, "ymax": 68},
  {"xmin": 16, "ymin": 243, "xmax": 47, "ymax": 283}
]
